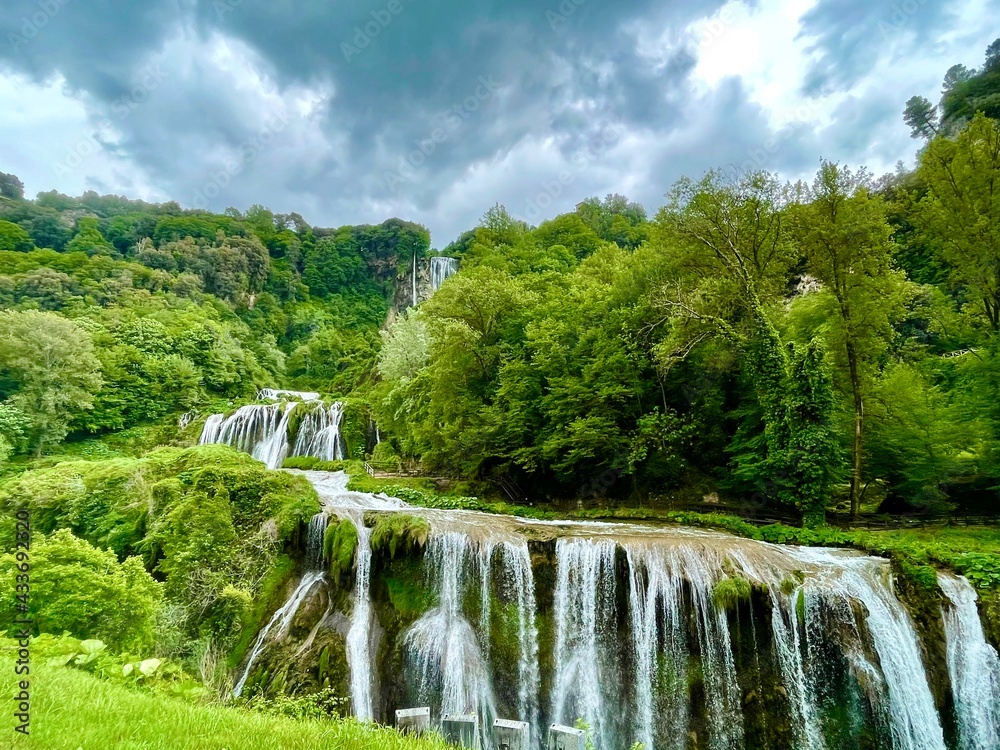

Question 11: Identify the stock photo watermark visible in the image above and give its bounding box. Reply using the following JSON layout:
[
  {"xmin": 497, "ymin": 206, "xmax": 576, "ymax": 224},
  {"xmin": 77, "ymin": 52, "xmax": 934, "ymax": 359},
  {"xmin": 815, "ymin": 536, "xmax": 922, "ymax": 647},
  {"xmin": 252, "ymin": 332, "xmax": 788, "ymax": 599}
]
[
  {"xmin": 547, "ymin": 0, "xmax": 587, "ymax": 31},
  {"xmin": 720, "ymin": 99, "xmax": 824, "ymax": 181},
  {"xmin": 52, "ymin": 62, "xmax": 168, "ymax": 178},
  {"xmin": 877, "ymin": 0, "xmax": 930, "ymax": 40},
  {"xmin": 522, "ymin": 122, "xmax": 625, "ymax": 222},
  {"xmin": 213, "ymin": 0, "xmax": 242, "ymax": 20},
  {"xmin": 383, "ymin": 75, "xmax": 500, "ymax": 190},
  {"xmin": 192, "ymin": 108, "xmax": 292, "ymax": 208},
  {"xmin": 8, "ymin": 0, "xmax": 70, "ymax": 52},
  {"xmin": 341, "ymin": 0, "xmax": 417, "ymax": 62}
]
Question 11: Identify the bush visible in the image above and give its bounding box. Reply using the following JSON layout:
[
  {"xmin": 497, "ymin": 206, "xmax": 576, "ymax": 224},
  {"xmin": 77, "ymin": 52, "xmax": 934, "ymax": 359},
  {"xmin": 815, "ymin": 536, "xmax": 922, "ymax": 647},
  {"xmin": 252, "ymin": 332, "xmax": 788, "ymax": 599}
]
[
  {"xmin": 0, "ymin": 445, "xmax": 320, "ymax": 654},
  {"xmin": 0, "ymin": 529, "xmax": 162, "ymax": 652}
]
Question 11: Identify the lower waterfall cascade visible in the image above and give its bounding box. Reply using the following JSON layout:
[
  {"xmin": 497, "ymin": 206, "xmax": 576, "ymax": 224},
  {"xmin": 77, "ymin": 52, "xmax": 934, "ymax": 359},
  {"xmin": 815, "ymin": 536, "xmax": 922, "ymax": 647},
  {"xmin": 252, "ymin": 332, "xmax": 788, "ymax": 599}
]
[
  {"xmin": 198, "ymin": 391, "xmax": 345, "ymax": 469},
  {"xmin": 231, "ymin": 471, "xmax": 1000, "ymax": 750}
]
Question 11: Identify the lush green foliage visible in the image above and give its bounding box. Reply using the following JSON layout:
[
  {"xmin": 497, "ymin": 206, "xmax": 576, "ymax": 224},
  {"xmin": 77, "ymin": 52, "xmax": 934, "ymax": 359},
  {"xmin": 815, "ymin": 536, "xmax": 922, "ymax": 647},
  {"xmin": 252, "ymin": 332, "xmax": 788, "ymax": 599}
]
[
  {"xmin": 0, "ymin": 446, "xmax": 320, "ymax": 657},
  {"xmin": 0, "ymin": 191, "xmax": 433, "ymax": 460},
  {"xmin": 0, "ymin": 531, "xmax": 162, "ymax": 652}
]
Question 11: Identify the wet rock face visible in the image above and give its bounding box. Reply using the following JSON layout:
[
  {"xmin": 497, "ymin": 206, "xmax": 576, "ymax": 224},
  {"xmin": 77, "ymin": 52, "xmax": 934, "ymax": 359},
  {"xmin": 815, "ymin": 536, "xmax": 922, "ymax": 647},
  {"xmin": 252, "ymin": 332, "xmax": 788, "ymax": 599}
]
[
  {"xmin": 239, "ymin": 580, "xmax": 352, "ymax": 701},
  {"xmin": 889, "ymin": 558, "xmax": 952, "ymax": 713}
]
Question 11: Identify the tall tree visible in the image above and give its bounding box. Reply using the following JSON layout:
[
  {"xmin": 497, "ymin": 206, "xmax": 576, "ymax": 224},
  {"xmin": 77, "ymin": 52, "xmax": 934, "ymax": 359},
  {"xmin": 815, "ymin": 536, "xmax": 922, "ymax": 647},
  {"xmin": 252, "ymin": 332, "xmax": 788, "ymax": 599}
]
[
  {"xmin": 915, "ymin": 114, "xmax": 1000, "ymax": 333},
  {"xmin": 653, "ymin": 171, "xmax": 838, "ymax": 517},
  {"xmin": 0, "ymin": 311, "xmax": 103, "ymax": 454},
  {"xmin": 789, "ymin": 162, "xmax": 908, "ymax": 517}
]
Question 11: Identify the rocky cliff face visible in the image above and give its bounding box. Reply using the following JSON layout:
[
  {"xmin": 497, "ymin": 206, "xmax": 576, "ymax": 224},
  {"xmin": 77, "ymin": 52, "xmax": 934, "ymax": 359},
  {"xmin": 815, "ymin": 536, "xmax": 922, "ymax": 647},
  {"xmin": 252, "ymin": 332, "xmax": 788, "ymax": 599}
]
[{"xmin": 385, "ymin": 256, "xmax": 433, "ymax": 328}]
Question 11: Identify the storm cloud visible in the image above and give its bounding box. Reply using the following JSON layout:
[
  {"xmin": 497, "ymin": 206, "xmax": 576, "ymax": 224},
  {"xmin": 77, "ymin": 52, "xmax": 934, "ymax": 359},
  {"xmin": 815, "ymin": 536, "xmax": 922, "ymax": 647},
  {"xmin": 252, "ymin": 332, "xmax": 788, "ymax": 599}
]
[{"xmin": 1, "ymin": 0, "xmax": 997, "ymax": 244}]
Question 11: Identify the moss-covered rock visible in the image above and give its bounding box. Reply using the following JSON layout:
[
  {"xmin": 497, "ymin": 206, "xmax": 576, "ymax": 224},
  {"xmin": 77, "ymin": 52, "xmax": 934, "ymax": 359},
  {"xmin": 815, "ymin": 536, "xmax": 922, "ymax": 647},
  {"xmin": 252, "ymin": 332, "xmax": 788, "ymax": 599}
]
[
  {"xmin": 713, "ymin": 575, "xmax": 753, "ymax": 612},
  {"xmin": 367, "ymin": 513, "xmax": 430, "ymax": 559},
  {"xmin": 325, "ymin": 518, "xmax": 359, "ymax": 578}
]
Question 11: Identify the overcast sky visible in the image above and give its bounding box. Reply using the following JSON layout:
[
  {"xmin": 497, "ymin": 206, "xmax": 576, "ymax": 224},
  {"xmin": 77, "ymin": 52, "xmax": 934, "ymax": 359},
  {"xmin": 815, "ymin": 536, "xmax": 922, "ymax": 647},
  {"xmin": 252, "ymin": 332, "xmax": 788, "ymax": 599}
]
[{"xmin": 1, "ymin": 0, "xmax": 997, "ymax": 247}]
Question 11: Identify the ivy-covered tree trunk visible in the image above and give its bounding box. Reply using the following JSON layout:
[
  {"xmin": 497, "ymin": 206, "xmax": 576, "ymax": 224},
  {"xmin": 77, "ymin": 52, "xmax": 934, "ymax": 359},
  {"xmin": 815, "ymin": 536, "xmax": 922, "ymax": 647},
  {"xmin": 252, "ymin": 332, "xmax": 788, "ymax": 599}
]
[{"xmin": 847, "ymin": 340, "xmax": 864, "ymax": 519}]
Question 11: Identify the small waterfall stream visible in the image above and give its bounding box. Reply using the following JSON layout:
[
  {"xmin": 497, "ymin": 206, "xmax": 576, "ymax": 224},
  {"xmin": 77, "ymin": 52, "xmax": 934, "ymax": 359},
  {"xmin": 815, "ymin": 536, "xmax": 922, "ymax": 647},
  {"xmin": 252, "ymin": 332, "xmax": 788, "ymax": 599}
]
[
  {"xmin": 939, "ymin": 573, "xmax": 1000, "ymax": 750},
  {"xmin": 225, "ymin": 462, "xmax": 998, "ymax": 750},
  {"xmin": 233, "ymin": 512, "xmax": 328, "ymax": 697}
]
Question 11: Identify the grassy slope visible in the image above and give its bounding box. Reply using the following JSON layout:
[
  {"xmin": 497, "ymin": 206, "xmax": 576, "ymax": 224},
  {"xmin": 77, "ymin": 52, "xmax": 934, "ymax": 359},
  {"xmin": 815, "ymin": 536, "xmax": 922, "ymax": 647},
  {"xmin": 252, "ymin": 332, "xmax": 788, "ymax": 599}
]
[{"xmin": 0, "ymin": 655, "xmax": 445, "ymax": 750}]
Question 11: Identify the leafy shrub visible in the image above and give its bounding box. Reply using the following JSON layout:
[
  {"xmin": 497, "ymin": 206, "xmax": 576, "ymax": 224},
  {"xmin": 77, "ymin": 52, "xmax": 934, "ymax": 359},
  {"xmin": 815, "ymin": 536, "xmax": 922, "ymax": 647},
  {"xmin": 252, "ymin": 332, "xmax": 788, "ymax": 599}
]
[{"xmin": 0, "ymin": 529, "xmax": 162, "ymax": 652}]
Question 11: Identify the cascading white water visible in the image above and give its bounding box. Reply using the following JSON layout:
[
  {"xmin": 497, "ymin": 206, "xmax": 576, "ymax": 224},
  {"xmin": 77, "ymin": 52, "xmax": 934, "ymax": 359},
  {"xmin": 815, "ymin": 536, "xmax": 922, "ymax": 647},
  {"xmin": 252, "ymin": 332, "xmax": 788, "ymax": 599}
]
[
  {"xmin": 412, "ymin": 251, "xmax": 418, "ymax": 307},
  {"xmin": 625, "ymin": 545, "xmax": 690, "ymax": 750},
  {"xmin": 232, "ymin": 470, "xmax": 984, "ymax": 750},
  {"xmin": 430, "ymin": 257, "xmax": 459, "ymax": 291},
  {"xmin": 305, "ymin": 471, "xmax": 409, "ymax": 723},
  {"xmin": 258, "ymin": 388, "xmax": 320, "ymax": 401},
  {"xmin": 198, "ymin": 402, "xmax": 297, "ymax": 468},
  {"xmin": 729, "ymin": 548, "xmax": 824, "ymax": 750},
  {"xmin": 789, "ymin": 547, "xmax": 947, "ymax": 750},
  {"xmin": 233, "ymin": 511, "xmax": 329, "ymax": 697},
  {"xmin": 673, "ymin": 545, "xmax": 744, "ymax": 750},
  {"xmin": 502, "ymin": 542, "xmax": 541, "ymax": 747},
  {"xmin": 291, "ymin": 402, "xmax": 345, "ymax": 462},
  {"xmin": 551, "ymin": 538, "xmax": 618, "ymax": 750},
  {"xmin": 199, "ymin": 399, "xmax": 344, "ymax": 468},
  {"xmin": 404, "ymin": 533, "xmax": 499, "ymax": 747},
  {"xmin": 939, "ymin": 573, "xmax": 1000, "ymax": 750}
]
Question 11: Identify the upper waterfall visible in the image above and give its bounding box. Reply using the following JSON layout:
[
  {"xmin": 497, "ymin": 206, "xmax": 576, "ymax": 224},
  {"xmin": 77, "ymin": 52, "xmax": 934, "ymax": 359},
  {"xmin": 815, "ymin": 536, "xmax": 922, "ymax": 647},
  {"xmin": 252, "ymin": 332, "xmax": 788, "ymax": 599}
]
[
  {"xmin": 430, "ymin": 257, "xmax": 459, "ymax": 291},
  {"xmin": 198, "ymin": 395, "xmax": 345, "ymax": 469}
]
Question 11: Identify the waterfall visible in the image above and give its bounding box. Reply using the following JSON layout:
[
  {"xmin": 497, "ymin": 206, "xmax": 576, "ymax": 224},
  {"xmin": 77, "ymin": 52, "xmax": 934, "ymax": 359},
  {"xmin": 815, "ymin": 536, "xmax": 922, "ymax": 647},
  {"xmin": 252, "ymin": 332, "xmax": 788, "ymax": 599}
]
[
  {"xmin": 343, "ymin": 508, "xmax": 376, "ymax": 721},
  {"xmin": 551, "ymin": 538, "xmax": 619, "ymax": 750},
  {"xmin": 199, "ymin": 399, "xmax": 344, "ymax": 468},
  {"xmin": 790, "ymin": 548, "xmax": 947, "ymax": 750},
  {"xmin": 503, "ymin": 543, "xmax": 541, "ymax": 746},
  {"xmin": 233, "ymin": 512, "xmax": 329, "ymax": 697},
  {"xmin": 237, "ymin": 472, "xmax": 983, "ymax": 750},
  {"xmin": 430, "ymin": 257, "xmax": 459, "ymax": 291},
  {"xmin": 198, "ymin": 402, "xmax": 296, "ymax": 469},
  {"xmin": 306, "ymin": 471, "xmax": 409, "ymax": 723},
  {"xmin": 291, "ymin": 402, "xmax": 345, "ymax": 462},
  {"xmin": 404, "ymin": 533, "xmax": 499, "ymax": 747},
  {"xmin": 625, "ymin": 545, "xmax": 690, "ymax": 750},
  {"xmin": 672, "ymin": 545, "xmax": 744, "ymax": 750},
  {"xmin": 729, "ymin": 548, "xmax": 823, "ymax": 750},
  {"xmin": 939, "ymin": 573, "xmax": 1000, "ymax": 750},
  {"xmin": 412, "ymin": 251, "xmax": 417, "ymax": 307}
]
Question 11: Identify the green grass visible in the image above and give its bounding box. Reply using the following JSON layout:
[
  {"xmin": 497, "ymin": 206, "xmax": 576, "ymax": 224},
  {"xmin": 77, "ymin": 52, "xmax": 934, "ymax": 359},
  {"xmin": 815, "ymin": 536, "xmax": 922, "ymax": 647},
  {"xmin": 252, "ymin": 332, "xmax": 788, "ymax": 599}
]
[{"xmin": 0, "ymin": 652, "xmax": 445, "ymax": 750}]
